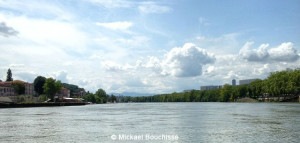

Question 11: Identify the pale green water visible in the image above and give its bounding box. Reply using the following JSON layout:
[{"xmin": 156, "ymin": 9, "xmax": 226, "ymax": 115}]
[{"xmin": 0, "ymin": 103, "xmax": 299, "ymax": 143}]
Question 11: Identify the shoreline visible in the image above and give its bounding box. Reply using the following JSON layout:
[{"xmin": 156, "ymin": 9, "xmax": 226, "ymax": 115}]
[{"xmin": 0, "ymin": 102, "xmax": 86, "ymax": 108}]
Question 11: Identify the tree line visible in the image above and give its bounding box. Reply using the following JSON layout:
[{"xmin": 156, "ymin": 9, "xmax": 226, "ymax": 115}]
[
  {"xmin": 119, "ymin": 68, "xmax": 300, "ymax": 102},
  {"xmin": 34, "ymin": 76, "xmax": 115, "ymax": 103},
  {"xmin": 1, "ymin": 69, "xmax": 113, "ymax": 103}
]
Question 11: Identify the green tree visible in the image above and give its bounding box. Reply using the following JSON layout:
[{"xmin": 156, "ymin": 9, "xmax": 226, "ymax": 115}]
[
  {"xmin": 6, "ymin": 68, "xmax": 13, "ymax": 81},
  {"xmin": 249, "ymin": 79, "xmax": 263, "ymax": 98},
  {"xmin": 62, "ymin": 83, "xmax": 85, "ymax": 96},
  {"xmin": 12, "ymin": 81, "xmax": 25, "ymax": 95},
  {"xmin": 108, "ymin": 94, "xmax": 117, "ymax": 103},
  {"xmin": 34, "ymin": 76, "xmax": 46, "ymax": 95},
  {"xmin": 95, "ymin": 88, "xmax": 107, "ymax": 103},
  {"xmin": 38, "ymin": 94, "xmax": 48, "ymax": 102},
  {"xmin": 43, "ymin": 78, "xmax": 62, "ymax": 101},
  {"xmin": 82, "ymin": 93, "xmax": 96, "ymax": 103},
  {"xmin": 220, "ymin": 84, "xmax": 232, "ymax": 102}
]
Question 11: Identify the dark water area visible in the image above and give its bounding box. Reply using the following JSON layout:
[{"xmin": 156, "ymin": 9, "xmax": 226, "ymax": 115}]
[{"xmin": 0, "ymin": 103, "xmax": 299, "ymax": 143}]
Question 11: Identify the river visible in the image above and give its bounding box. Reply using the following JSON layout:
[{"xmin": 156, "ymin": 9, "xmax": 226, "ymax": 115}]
[{"xmin": 0, "ymin": 103, "xmax": 299, "ymax": 143}]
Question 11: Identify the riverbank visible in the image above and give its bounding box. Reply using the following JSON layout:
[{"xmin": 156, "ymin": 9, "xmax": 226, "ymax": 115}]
[
  {"xmin": 0, "ymin": 102, "xmax": 86, "ymax": 108},
  {"xmin": 235, "ymin": 97, "xmax": 259, "ymax": 102}
]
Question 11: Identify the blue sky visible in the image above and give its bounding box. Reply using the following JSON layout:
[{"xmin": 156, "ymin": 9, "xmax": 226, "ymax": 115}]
[{"xmin": 0, "ymin": 0, "xmax": 299, "ymax": 94}]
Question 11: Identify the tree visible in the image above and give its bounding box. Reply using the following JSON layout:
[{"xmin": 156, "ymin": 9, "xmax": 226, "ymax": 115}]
[
  {"xmin": 62, "ymin": 83, "xmax": 85, "ymax": 97},
  {"xmin": 43, "ymin": 78, "xmax": 62, "ymax": 101},
  {"xmin": 108, "ymin": 94, "xmax": 117, "ymax": 103},
  {"xmin": 6, "ymin": 68, "xmax": 13, "ymax": 81},
  {"xmin": 95, "ymin": 88, "xmax": 107, "ymax": 103},
  {"xmin": 12, "ymin": 81, "xmax": 25, "ymax": 95},
  {"xmin": 249, "ymin": 79, "xmax": 263, "ymax": 98},
  {"xmin": 34, "ymin": 76, "xmax": 46, "ymax": 95},
  {"xmin": 82, "ymin": 93, "xmax": 96, "ymax": 103},
  {"xmin": 220, "ymin": 84, "xmax": 232, "ymax": 102}
]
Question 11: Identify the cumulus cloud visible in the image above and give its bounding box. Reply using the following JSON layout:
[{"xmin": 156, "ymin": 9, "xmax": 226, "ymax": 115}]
[
  {"xmin": 160, "ymin": 43, "xmax": 215, "ymax": 77},
  {"xmin": 268, "ymin": 42, "xmax": 299, "ymax": 62},
  {"xmin": 0, "ymin": 22, "xmax": 18, "ymax": 37},
  {"xmin": 239, "ymin": 42, "xmax": 299, "ymax": 62},
  {"xmin": 102, "ymin": 61, "xmax": 124, "ymax": 72},
  {"xmin": 53, "ymin": 71, "xmax": 69, "ymax": 83},
  {"xmin": 138, "ymin": 2, "xmax": 171, "ymax": 14},
  {"xmin": 239, "ymin": 42, "xmax": 269, "ymax": 61},
  {"xmin": 96, "ymin": 21, "xmax": 133, "ymax": 30}
]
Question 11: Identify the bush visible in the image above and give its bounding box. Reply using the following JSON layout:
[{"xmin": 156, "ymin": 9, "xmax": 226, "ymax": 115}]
[
  {"xmin": 17, "ymin": 95, "xmax": 25, "ymax": 103},
  {"xmin": 38, "ymin": 94, "xmax": 48, "ymax": 102}
]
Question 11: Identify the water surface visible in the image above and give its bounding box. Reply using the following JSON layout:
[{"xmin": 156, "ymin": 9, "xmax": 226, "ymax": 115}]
[{"xmin": 0, "ymin": 103, "xmax": 299, "ymax": 142}]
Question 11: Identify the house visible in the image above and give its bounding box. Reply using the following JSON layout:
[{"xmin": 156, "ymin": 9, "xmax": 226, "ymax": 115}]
[
  {"xmin": 0, "ymin": 82, "xmax": 15, "ymax": 97},
  {"xmin": 0, "ymin": 80, "xmax": 36, "ymax": 97},
  {"xmin": 56, "ymin": 87, "xmax": 70, "ymax": 98}
]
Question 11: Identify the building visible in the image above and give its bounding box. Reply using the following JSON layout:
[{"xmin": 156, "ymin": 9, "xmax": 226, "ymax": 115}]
[
  {"xmin": 55, "ymin": 87, "xmax": 70, "ymax": 99},
  {"xmin": 25, "ymin": 82, "xmax": 35, "ymax": 95},
  {"xmin": 12, "ymin": 80, "xmax": 36, "ymax": 96},
  {"xmin": 0, "ymin": 80, "xmax": 35, "ymax": 96},
  {"xmin": 239, "ymin": 79, "xmax": 259, "ymax": 85},
  {"xmin": 60, "ymin": 87, "xmax": 70, "ymax": 98},
  {"xmin": 232, "ymin": 79, "xmax": 236, "ymax": 86},
  {"xmin": 0, "ymin": 82, "xmax": 15, "ymax": 96},
  {"xmin": 201, "ymin": 85, "xmax": 222, "ymax": 91},
  {"xmin": 78, "ymin": 90, "xmax": 86, "ymax": 97}
]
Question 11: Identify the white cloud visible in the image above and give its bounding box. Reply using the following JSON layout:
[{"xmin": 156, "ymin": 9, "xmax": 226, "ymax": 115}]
[
  {"xmin": 268, "ymin": 42, "xmax": 299, "ymax": 62},
  {"xmin": 53, "ymin": 71, "xmax": 69, "ymax": 83},
  {"xmin": 101, "ymin": 61, "xmax": 124, "ymax": 72},
  {"xmin": 239, "ymin": 42, "xmax": 269, "ymax": 61},
  {"xmin": 159, "ymin": 43, "xmax": 215, "ymax": 77},
  {"xmin": 88, "ymin": 0, "xmax": 132, "ymax": 8},
  {"xmin": 0, "ymin": 0, "xmax": 73, "ymax": 20},
  {"xmin": 96, "ymin": 21, "xmax": 133, "ymax": 30},
  {"xmin": 239, "ymin": 42, "xmax": 299, "ymax": 62},
  {"xmin": 138, "ymin": 2, "xmax": 171, "ymax": 14}
]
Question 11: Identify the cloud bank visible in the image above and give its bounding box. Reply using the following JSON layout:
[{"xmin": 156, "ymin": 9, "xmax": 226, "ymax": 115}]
[{"xmin": 239, "ymin": 42, "xmax": 299, "ymax": 62}]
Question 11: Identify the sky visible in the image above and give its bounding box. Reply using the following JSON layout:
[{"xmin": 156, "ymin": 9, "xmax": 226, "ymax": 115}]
[{"xmin": 0, "ymin": 0, "xmax": 299, "ymax": 94}]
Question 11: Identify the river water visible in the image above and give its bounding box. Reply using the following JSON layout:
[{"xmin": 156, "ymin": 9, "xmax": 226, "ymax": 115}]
[{"xmin": 0, "ymin": 103, "xmax": 299, "ymax": 143}]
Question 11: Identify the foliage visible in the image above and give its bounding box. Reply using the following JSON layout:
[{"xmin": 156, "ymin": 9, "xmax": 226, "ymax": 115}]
[
  {"xmin": 17, "ymin": 95, "xmax": 25, "ymax": 103},
  {"xmin": 108, "ymin": 94, "xmax": 117, "ymax": 103},
  {"xmin": 12, "ymin": 81, "xmax": 25, "ymax": 95},
  {"xmin": 34, "ymin": 76, "xmax": 46, "ymax": 95},
  {"xmin": 38, "ymin": 94, "xmax": 48, "ymax": 102},
  {"xmin": 81, "ymin": 89, "xmax": 108, "ymax": 104},
  {"xmin": 6, "ymin": 68, "xmax": 13, "ymax": 81},
  {"xmin": 118, "ymin": 69, "xmax": 300, "ymax": 103},
  {"xmin": 62, "ymin": 83, "xmax": 85, "ymax": 96},
  {"xmin": 95, "ymin": 88, "xmax": 107, "ymax": 103},
  {"xmin": 82, "ymin": 93, "xmax": 96, "ymax": 103},
  {"xmin": 43, "ymin": 78, "xmax": 62, "ymax": 101}
]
